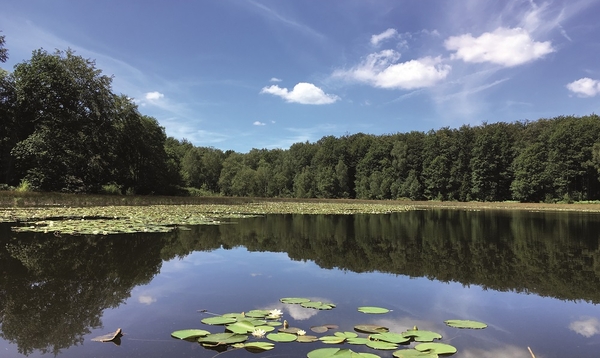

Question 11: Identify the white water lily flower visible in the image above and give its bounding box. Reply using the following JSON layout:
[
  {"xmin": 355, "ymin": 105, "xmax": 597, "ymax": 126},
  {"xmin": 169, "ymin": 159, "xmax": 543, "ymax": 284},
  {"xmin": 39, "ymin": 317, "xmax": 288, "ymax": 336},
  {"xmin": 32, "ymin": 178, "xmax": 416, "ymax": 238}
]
[
  {"xmin": 297, "ymin": 330, "xmax": 306, "ymax": 336},
  {"xmin": 252, "ymin": 329, "xmax": 266, "ymax": 338},
  {"xmin": 270, "ymin": 309, "xmax": 282, "ymax": 316}
]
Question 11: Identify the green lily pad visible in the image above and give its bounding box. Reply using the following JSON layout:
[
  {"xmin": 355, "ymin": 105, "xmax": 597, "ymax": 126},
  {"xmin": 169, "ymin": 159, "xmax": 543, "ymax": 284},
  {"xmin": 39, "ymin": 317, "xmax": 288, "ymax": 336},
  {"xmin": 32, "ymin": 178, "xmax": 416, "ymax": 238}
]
[
  {"xmin": 354, "ymin": 324, "xmax": 389, "ymax": 334},
  {"xmin": 281, "ymin": 297, "xmax": 311, "ymax": 304},
  {"xmin": 197, "ymin": 333, "xmax": 248, "ymax": 345},
  {"xmin": 444, "ymin": 319, "xmax": 487, "ymax": 329},
  {"xmin": 393, "ymin": 349, "xmax": 439, "ymax": 357},
  {"xmin": 170, "ymin": 329, "xmax": 210, "ymax": 340},
  {"xmin": 297, "ymin": 335, "xmax": 319, "ymax": 343},
  {"xmin": 402, "ymin": 330, "xmax": 442, "ymax": 342},
  {"xmin": 241, "ymin": 342, "xmax": 275, "ymax": 351},
  {"xmin": 267, "ymin": 332, "xmax": 297, "ymax": 342},
  {"xmin": 246, "ymin": 310, "xmax": 271, "ymax": 318},
  {"xmin": 367, "ymin": 340, "xmax": 399, "ymax": 350},
  {"xmin": 201, "ymin": 316, "xmax": 237, "ymax": 325},
  {"xmin": 370, "ymin": 332, "xmax": 410, "ymax": 344},
  {"xmin": 226, "ymin": 320, "xmax": 257, "ymax": 334},
  {"xmin": 301, "ymin": 301, "xmax": 336, "ymax": 310},
  {"xmin": 279, "ymin": 327, "xmax": 303, "ymax": 334},
  {"xmin": 307, "ymin": 348, "xmax": 381, "ymax": 358},
  {"xmin": 335, "ymin": 331, "xmax": 358, "ymax": 339},
  {"xmin": 415, "ymin": 342, "xmax": 457, "ymax": 355},
  {"xmin": 320, "ymin": 335, "xmax": 347, "ymax": 344},
  {"xmin": 358, "ymin": 306, "xmax": 390, "ymax": 314},
  {"xmin": 346, "ymin": 337, "xmax": 369, "ymax": 345}
]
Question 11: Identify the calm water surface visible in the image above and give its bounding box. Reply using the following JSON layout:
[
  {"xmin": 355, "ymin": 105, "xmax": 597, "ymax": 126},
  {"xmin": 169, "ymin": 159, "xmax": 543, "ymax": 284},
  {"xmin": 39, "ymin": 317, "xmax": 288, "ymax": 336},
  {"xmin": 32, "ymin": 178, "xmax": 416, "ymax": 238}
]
[{"xmin": 1, "ymin": 209, "xmax": 600, "ymax": 357}]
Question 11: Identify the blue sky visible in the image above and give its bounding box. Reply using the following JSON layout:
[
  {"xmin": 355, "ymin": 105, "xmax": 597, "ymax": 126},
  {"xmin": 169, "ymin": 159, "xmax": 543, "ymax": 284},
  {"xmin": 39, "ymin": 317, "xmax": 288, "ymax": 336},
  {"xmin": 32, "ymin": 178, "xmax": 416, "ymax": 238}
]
[{"xmin": 1, "ymin": 0, "xmax": 599, "ymax": 152}]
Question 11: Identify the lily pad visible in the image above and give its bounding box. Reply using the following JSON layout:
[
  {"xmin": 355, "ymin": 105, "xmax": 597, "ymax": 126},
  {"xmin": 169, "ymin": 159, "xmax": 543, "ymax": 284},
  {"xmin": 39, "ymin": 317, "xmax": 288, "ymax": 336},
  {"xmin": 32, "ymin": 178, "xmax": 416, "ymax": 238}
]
[
  {"xmin": 393, "ymin": 349, "xmax": 439, "ymax": 358},
  {"xmin": 320, "ymin": 335, "xmax": 347, "ymax": 344},
  {"xmin": 201, "ymin": 316, "xmax": 237, "ymax": 325},
  {"xmin": 246, "ymin": 309, "xmax": 271, "ymax": 318},
  {"xmin": 240, "ymin": 342, "xmax": 275, "ymax": 351},
  {"xmin": 335, "ymin": 331, "xmax": 358, "ymax": 339},
  {"xmin": 402, "ymin": 330, "xmax": 442, "ymax": 342},
  {"xmin": 307, "ymin": 348, "xmax": 381, "ymax": 358},
  {"xmin": 311, "ymin": 325, "xmax": 330, "ymax": 333},
  {"xmin": 301, "ymin": 301, "xmax": 336, "ymax": 310},
  {"xmin": 354, "ymin": 324, "xmax": 389, "ymax": 334},
  {"xmin": 267, "ymin": 332, "xmax": 298, "ymax": 342},
  {"xmin": 297, "ymin": 335, "xmax": 319, "ymax": 343},
  {"xmin": 358, "ymin": 306, "xmax": 390, "ymax": 314},
  {"xmin": 370, "ymin": 332, "xmax": 410, "ymax": 344},
  {"xmin": 281, "ymin": 297, "xmax": 311, "ymax": 304},
  {"xmin": 346, "ymin": 337, "xmax": 369, "ymax": 345},
  {"xmin": 367, "ymin": 340, "xmax": 398, "ymax": 350},
  {"xmin": 197, "ymin": 333, "xmax": 248, "ymax": 345},
  {"xmin": 444, "ymin": 319, "xmax": 487, "ymax": 329},
  {"xmin": 415, "ymin": 342, "xmax": 457, "ymax": 355},
  {"xmin": 170, "ymin": 329, "xmax": 210, "ymax": 340}
]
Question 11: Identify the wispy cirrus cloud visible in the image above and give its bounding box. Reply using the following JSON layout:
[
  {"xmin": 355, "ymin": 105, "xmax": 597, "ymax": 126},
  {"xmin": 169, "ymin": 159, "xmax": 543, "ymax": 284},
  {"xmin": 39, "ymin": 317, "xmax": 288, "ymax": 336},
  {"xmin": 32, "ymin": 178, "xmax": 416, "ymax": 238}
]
[
  {"xmin": 261, "ymin": 82, "xmax": 340, "ymax": 104},
  {"xmin": 248, "ymin": 0, "xmax": 324, "ymax": 39},
  {"xmin": 371, "ymin": 28, "xmax": 398, "ymax": 46}
]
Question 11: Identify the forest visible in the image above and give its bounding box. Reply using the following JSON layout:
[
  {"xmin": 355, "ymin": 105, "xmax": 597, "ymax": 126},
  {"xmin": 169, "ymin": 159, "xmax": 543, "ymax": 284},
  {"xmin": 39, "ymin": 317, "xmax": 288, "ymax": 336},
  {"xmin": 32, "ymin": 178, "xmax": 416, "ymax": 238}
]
[{"xmin": 2, "ymin": 38, "xmax": 600, "ymax": 202}]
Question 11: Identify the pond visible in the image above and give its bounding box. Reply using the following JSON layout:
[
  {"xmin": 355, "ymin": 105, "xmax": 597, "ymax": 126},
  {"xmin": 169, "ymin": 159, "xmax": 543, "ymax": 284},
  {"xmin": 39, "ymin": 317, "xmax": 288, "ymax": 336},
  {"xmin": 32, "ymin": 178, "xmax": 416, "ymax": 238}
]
[{"xmin": 1, "ymin": 209, "xmax": 600, "ymax": 357}]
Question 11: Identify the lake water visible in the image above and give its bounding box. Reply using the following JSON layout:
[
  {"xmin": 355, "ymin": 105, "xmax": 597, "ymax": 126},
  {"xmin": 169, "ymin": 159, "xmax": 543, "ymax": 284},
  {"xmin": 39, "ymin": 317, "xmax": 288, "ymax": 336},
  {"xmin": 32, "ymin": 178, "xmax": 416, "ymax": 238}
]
[{"xmin": 1, "ymin": 209, "xmax": 600, "ymax": 357}]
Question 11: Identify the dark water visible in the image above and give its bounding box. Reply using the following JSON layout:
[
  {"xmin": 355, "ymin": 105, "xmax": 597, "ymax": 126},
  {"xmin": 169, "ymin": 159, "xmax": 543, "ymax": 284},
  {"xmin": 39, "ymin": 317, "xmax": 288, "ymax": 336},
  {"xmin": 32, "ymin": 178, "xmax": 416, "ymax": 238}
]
[{"xmin": 1, "ymin": 209, "xmax": 600, "ymax": 357}]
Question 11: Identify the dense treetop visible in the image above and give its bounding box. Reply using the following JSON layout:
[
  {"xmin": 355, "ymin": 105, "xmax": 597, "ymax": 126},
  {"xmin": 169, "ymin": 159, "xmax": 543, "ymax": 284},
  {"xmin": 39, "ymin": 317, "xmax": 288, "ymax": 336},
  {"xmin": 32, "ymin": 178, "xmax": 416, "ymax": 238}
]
[{"xmin": 1, "ymin": 44, "xmax": 600, "ymax": 201}]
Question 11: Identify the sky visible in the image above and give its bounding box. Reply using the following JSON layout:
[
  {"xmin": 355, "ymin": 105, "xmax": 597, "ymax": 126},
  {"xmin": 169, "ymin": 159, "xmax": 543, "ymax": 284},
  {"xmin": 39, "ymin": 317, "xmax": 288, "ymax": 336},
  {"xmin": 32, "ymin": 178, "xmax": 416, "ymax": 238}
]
[{"xmin": 1, "ymin": 0, "xmax": 599, "ymax": 153}]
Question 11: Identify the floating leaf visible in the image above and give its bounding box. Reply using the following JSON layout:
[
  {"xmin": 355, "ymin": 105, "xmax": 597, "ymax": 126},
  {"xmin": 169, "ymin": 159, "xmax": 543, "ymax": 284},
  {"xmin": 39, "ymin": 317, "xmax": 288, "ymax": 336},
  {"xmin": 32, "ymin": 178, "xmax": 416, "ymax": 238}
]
[
  {"xmin": 170, "ymin": 329, "xmax": 210, "ymax": 340},
  {"xmin": 346, "ymin": 337, "xmax": 369, "ymax": 345},
  {"xmin": 402, "ymin": 330, "xmax": 442, "ymax": 342},
  {"xmin": 334, "ymin": 331, "xmax": 358, "ymax": 339},
  {"xmin": 246, "ymin": 310, "xmax": 271, "ymax": 318},
  {"xmin": 267, "ymin": 332, "xmax": 297, "ymax": 342},
  {"xmin": 311, "ymin": 325, "xmax": 330, "ymax": 333},
  {"xmin": 370, "ymin": 332, "xmax": 410, "ymax": 344},
  {"xmin": 354, "ymin": 324, "xmax": 389, "ymax": 334},
  {"xmin": 444, "ymin": 320, "xmax": 487, "ymax": 329},
  {"xmin": 241, "ymin": 342, "xmax": 275, "ymax": 351},
  {"xmin": 358, "ymin": 306, "xmax": 390, "ymax": 314},
  {"xmin": 201, "ymin": 316, "xmax": 237, "ymax": 325},
  {"xmin": 393, "ymin": 349, "xmax": 439, "ymax": 358},
  {"xmin": 279, "ymin": 327, "xmax": 303, "ymax": 334},
  {"xmin": 415, "ymin": 342, "xmax": 457, "ymax": 355},
  {"xmin": 281, "ymin": 297, "xmax": 311, "ymax": 304},
  {"xmin": 367, "ymin": 340, "xmax": 398, "ymax": 350},
  {"xmin": 226, "ymin": 321, "xmax": 256, "ymax": 334},
  {"xmin": 308, "ymin": 348, "xmax": 381, "ymax": 358},
  {"xmin": 320, "ymin": 335, "xmax": 347, "ymax": 344},
  {"xmin": 297, "ymin": 335, "xmax": 319, "ymax": 343},
  {"xmin": 197, "ymin": 333, "xmax": 248, "ymax": 345},
  {"xmin": 301, "ymin": 301, "xmax": 335, "ymax": 310}
]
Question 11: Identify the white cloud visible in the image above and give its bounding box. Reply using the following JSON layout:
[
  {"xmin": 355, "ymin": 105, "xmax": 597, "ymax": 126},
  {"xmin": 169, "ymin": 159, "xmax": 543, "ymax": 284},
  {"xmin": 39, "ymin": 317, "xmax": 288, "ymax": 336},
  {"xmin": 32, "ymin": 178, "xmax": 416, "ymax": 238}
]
[
  {"xmin": 145, "ymin": 91, "xmax": 165, "ymax": 101},
  {"xmin": 270, "ymin": 77, "xmax": 282, "ymax": 82},
  {"xmin": 333, "ymin": 50, "xmax": 451, "ymax": 90},
  {"xmin": 569, "ymin": 317, "xmax": 600, "ymax": 337},
  {"xmin": 566, "ymin": 77, "xmax": 600, "ymax": 97},
  {"xmin": 138, "ymin": 295, "xmax": 156, "ymax": 305},
  {"xmin": 253, "ymin": 121, "xmax": 266, "ymax": 126},
  {"xmin": 260, "ymin": 82, "xmax": 340, "ymax": 104},
  {"xmin": 445, "ymin": 27, "xmax": 554, "ymax": 67},
  {"xmin": 371, "ymin": 28, "xmax": 398, "ymax": 46}
]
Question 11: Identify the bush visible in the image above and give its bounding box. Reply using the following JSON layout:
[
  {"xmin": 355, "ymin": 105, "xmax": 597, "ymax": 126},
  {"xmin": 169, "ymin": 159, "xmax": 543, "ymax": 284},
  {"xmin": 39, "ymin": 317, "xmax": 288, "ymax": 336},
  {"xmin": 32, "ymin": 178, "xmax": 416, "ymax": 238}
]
[
  {"xmin": 15, "ymin": 179, "xmax": 33, "ymax": 192},
  {"xmin": 101, "ymin": 183, "xmax": 122, "ymax": 195}
]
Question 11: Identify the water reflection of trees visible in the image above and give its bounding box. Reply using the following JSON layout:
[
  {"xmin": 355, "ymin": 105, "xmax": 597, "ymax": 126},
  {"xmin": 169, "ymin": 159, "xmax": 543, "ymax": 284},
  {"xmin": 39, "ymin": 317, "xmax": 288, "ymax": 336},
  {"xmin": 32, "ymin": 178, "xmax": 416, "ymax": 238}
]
[
  {"xmin": 2, "ymin": 210, "xmax": 600, "ymax": 355},
  {"xmin": 0, "ymin": 226, "xmax": 177, "ymax": 355},
  {"xmin": 208, "ymin": 210, "xmax": 600, "ymax": 303}
]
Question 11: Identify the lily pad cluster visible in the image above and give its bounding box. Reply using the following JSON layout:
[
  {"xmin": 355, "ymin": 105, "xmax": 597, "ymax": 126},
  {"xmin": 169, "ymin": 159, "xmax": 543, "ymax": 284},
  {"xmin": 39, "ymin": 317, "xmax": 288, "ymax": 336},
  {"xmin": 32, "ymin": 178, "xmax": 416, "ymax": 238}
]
[
  {"xmin": 3, "ymin": 202, "xmax": 413, "ymax": 235},
  {"xmin": 171, "ymin": 297, "xmax": 487, "ymax": 357},
  {"xmin": 281, "ymin": 297, "xmax": 336, "ymax": 310}
]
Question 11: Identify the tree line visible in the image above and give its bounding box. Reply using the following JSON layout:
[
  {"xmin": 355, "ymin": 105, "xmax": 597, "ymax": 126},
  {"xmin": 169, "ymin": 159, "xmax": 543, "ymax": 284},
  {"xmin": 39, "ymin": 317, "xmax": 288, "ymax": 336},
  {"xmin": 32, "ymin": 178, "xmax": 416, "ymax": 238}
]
[{"xmin": 2, "ymin": 41, "xmax": 600, "ymax": 201}]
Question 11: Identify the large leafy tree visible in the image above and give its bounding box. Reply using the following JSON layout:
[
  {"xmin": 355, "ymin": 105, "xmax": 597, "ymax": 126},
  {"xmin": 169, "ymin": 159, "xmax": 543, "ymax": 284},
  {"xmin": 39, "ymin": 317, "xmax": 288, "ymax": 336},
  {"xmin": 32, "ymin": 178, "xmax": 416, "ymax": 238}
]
[
  {"xmin": 11, "ymin": 49, "xmax": 116, "ymax": 192},
  {"xmin": 0, "ymin": 31, "xmax": 8, "ymax": 63}
]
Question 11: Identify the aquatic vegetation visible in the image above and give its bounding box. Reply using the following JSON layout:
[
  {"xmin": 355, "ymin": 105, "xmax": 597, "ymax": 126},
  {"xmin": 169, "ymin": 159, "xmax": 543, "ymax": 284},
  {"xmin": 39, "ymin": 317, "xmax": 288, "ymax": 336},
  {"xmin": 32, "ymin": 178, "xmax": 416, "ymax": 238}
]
[
  {"xmin": 170, "ymin": 297, "xmax": 486, "ymax": 357},
  {"xmin": 2, "ymin": 202, "xmax": 413, "ymax": 235}
]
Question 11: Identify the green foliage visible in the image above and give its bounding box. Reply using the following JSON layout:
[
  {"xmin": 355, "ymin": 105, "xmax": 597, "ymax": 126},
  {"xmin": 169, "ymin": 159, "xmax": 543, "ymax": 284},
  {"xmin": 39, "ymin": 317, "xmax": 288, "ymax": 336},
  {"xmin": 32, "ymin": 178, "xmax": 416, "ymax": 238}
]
[
  {"xmin": 15, "ymin": 179, "xmax": 33, "ymax": 192},
  {"xmin": 101, "ymin": 183, "xmax": 122, "ymax": 195}
]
